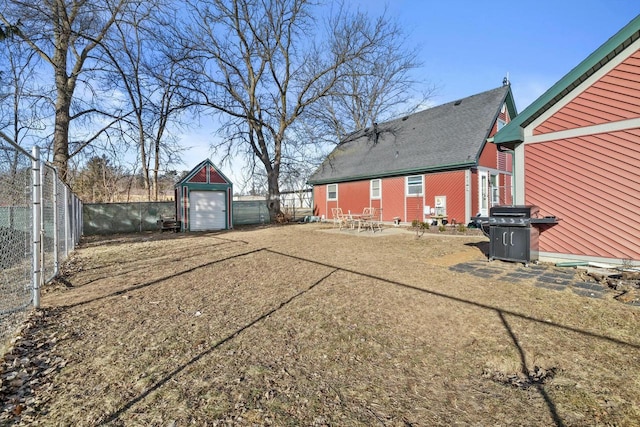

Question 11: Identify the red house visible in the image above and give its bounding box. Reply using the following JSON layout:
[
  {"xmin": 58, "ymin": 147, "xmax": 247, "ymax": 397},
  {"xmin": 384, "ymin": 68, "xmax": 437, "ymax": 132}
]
[
  {"xmin": 493, "ymin": 15, "xmax": 640, "ymax": 265},
  {"xmin": 308, "ymin": 85, "xmax": 517, "ymax": 226}
]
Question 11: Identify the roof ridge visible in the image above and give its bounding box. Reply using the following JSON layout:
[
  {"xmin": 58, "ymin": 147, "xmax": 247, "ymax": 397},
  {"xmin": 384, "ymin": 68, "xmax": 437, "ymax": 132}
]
[{"xmin": 357, "ymin": 85, "xmax": 510, "ymax": 133}]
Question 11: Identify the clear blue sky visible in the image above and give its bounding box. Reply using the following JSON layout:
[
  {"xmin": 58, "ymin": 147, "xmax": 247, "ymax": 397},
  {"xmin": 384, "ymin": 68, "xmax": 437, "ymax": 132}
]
[
  {"xmin": 357, "ymin": 0, "xmax": 640, "ymax": 110},
  {"xmin": 181, "ymin": 1, "xmax": 640, "ymax": 181}
]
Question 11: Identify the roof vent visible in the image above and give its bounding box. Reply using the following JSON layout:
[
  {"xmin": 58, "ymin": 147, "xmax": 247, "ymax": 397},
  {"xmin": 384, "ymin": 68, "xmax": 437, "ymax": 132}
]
[
  {"xmin": 454, "ymin": 100, "xmax": 462, "ymax": 106},
  {"xmin": 402, "ymin": 116, "xmax": 409, "ymax": 121}
]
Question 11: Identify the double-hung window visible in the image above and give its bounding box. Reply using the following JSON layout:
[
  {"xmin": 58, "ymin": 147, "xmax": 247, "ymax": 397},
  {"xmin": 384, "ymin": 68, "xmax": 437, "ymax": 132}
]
[
  {"xmin": 327, "ymin": 184, "xmax": 337, "ymax": 201},
  {"xmin": 406, "ymin": 175, "xmax": 423, "ymax": 196},
  {"xmin": 370, "ymin": 179, "xmax": 381, "ymax": 199}
]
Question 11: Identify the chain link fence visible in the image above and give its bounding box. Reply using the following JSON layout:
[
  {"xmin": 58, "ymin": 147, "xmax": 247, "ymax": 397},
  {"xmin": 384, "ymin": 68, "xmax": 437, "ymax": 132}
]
[{"xmin": 1, "ymin": 144, "xmax": 82, "ymax": 352}]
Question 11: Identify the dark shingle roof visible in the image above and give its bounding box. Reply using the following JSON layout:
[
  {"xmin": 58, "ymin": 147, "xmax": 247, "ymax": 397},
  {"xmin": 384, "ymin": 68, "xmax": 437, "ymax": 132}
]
[{"xmin": 308, "ymin": 85, "xmax": 514, "ymax": 185}]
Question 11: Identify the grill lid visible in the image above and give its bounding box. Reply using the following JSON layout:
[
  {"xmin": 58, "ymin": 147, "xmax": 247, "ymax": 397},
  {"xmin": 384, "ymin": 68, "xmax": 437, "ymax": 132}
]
[
  {"xmin": 489, "ymin": 216, "xmax": 528, "ymax": 226},
  {"xmin": 489, "ymin": 205, "xmax": 539, "ymax": 219}
]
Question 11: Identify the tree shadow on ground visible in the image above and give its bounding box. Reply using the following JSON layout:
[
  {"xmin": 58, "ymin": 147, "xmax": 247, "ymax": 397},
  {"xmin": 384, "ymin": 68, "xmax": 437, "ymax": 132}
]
[{"xmin": 92, "ymin": 246, "xmax": 638, "ymax": 426}]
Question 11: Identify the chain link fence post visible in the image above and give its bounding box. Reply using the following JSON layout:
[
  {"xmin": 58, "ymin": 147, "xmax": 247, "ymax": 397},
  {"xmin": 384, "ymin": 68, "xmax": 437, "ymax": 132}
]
[{"xmin": 31, "ymin": 146, "xmax": 42, "ymax": 309}]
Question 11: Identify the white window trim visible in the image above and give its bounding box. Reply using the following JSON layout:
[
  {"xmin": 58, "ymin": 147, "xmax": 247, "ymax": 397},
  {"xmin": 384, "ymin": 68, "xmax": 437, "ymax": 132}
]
[
  {"xmin": 406, "ymin": 175, "xmax": 423, "ymax": 196},
  {"xmin": 478, "ymin": 170, "xmax": 488, "ymax": 216},
  {"xmin": 490, "ymin": 174, "xmax": 500, "ymax": 206},
  {"xmin": 327, "ymin": 183, "xmax": 337, "ymax": 201},
  {"xmin": 370, "ymin": 179, "xmax": 381, "ymax": 199},
  {"xmin": 497, "ymin": 118, "xmax": 506, "ymax": 131}
]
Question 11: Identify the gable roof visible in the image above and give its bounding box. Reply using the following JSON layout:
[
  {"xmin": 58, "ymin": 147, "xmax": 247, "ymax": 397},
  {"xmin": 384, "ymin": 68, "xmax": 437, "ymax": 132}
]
[
  {"xmin": 494, "ymin": 14, "xmax": 640, "ymax": 147},
  {"xmin": 308, "ymin": 85, "xmax": 515, "ymax": 185},
  {"xmin": 175, "ymin": 159, "xmax": 232, "ymax": 187}
]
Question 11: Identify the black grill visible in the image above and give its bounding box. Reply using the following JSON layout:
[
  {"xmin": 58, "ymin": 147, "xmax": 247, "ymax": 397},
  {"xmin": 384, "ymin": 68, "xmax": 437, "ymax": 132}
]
[
  {"xmin": 489, "ymin": 205, "xmax": 539, "ymax": 227},
  {"xmin": 486, "ymin": 205, "xmax": 558, "ymax": 266}
]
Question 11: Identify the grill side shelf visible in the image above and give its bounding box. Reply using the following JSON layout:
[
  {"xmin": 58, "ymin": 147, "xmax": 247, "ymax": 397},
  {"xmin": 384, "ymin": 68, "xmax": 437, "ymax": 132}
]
[{"xmin": 530, "ymin": 217, "xmax": 560, "ymax": 224}]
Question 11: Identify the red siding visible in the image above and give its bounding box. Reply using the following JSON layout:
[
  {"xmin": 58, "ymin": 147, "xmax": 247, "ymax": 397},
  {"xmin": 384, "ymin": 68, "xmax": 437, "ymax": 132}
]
[
  {"xmin": 227, "ymin": 187, "xmax": 233, "ymax": 228},
  {"xmin": 188, "ymin": 166, "xmax": 207, "ymax": 183},
  {"xmin": 535, "ymin": 49, "xmax": 640, "ymax": 135},
  {"xmin": 327, "ymin": 199, "xmax": 338, "ymax": 219},
  {"xmin": 471, "ymin": 171, "xmax": 479, "ymax": 217},
  {"xmin": 381, "ymin": 177, "xmax": 405, "ymax": 222},
  {"xmin": 478, "ymin": 140, "xmax": 498, "ymax": 169},
  {"xmin": 498, "ymin": 174, "xmax": 513, "ymax": 206},
  {"xmin": 338, "ymin": 181, "xmax": 371, "ymax": 216},
  {"xmin": 209, "ymin": 166, "xmax": 228, "ymax": 184},
  {"xmin": 406, "ymin": 195, "xmax": 424, "ymax": 223},
  {"xmin": 313, "ymin": 186, "xmax": 326, "ymax": 217},
  {"xmin": 525, "ymin": 129, "xmax": 640, "ymax": 259},
  {"xmin": 425, "ymin": 171, "xmax": 466, "ymax": 225},
  {"xmin": 182, "ymin": 186, "xmax": 188, "ymax": 229}
]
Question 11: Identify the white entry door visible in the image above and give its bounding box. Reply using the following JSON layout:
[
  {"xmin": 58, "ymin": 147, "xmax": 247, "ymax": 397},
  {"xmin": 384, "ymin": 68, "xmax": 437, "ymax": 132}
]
[{"xmin": 190, "ymin": 191, "xmax": 226, "ymax": 231}]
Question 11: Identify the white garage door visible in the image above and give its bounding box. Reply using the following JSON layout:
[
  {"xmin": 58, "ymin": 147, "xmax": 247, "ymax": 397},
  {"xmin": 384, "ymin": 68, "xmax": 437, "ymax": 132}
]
[{"xmin": 190, "ymin": 191, "xmax": 226, "ymax": 231}]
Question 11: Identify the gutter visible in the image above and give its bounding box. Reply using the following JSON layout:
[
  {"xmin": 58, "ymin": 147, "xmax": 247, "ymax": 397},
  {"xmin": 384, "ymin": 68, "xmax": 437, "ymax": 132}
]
[{"xmin": 307, "ymin": 161, "xmax": 477, "ymax": 186}]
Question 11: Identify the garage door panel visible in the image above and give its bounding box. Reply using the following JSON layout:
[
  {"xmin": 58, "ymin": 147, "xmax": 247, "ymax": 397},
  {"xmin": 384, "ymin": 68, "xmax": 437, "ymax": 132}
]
[{"xmin": 190, "ymin": 191, "xmax": 226, "ymax": 230}]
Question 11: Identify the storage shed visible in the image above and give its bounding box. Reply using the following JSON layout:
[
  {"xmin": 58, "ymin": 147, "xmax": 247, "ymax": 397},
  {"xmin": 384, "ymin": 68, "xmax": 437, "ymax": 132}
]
[{"xmin": 175, "ymin": 159, "xmax": 233, "ymax": 231}]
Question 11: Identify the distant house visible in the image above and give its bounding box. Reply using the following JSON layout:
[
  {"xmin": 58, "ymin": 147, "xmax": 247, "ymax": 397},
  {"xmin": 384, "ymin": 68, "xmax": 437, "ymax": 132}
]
[
  {"xmin": 308, "ymin": 85, "xmax": 517, "ymax": 225},
  {"xmin": 493, "ymin": 15, "xmax": 640, "ymax": 265},
  {"xmin": 174, "ymin": 159, "xmax": 233, "ymax": 231}
]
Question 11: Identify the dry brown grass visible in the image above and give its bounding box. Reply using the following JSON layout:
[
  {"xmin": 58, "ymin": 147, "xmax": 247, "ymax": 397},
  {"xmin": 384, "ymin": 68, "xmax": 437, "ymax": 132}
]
[{"xmin": 2, "ymin": 223, "xmax": 640, "ymax": 426}]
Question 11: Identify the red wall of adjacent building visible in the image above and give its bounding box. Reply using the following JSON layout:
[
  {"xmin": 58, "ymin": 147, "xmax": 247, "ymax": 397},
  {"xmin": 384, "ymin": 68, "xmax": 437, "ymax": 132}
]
[
  {"xmin": 534, "ymin": 50, "xmax": 640, "ymax": 135},
  {"xmin": 521, "ymin": 49, "xmax": 640, "ymax": 260},
  {"xmin": 525, "ymin": 129, "xmax": 640, "ymax": 259}
]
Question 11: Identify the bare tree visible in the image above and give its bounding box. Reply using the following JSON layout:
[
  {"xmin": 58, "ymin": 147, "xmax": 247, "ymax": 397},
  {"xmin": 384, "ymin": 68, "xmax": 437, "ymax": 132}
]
[
  {"xmin": 0, "ymin": 32, "xmax": 49, "ymax": 179},
  {"xmin": 100, "ymin": 1, "xmax": 191, "ymax": 201},
  {"xmin": 306, "ymin": 20, "xmax": 435, "ymax": 144},
  {"xmin": 0, "ymin": 0, "xmax": 130, "ymax": 182},
  {"xmin": 0, "ymin": 21, "xmax": 20, "ymax": 41},
  {"xmin": 178, "ymin": 0, "xmax": 409, "ymax": 219}
]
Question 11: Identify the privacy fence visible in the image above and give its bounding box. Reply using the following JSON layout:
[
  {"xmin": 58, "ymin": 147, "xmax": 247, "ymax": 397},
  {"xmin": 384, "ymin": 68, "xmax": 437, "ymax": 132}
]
[
  {"xmin": 1, "ymin": 145, "xmax": 82, "ymax": 350},
  {"xmin": 83, "ymin": 199, "xmax": 313, "ymax": 234}
]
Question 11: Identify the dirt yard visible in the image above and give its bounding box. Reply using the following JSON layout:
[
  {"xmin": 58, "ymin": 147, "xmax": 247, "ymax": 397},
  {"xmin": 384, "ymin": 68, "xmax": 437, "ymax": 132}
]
[{"xmin": 1, "ymin": 223, "xmax": 639, "ymax": 426}]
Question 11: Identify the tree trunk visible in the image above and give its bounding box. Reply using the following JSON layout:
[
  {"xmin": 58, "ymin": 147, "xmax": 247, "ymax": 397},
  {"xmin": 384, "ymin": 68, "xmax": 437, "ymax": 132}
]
[
  {"xmin": 266, "ymin": 169, "xmax": 281, "ymax": 222},
  {"xmin": 139, "ymin": 126, "xmax": 151, "ymax": 200},
  {"xmin": 153, "ymin": 126, "xmax": 161, "ymax": 201},
  {"xmin": 52, "ymin": 21, "xmax": 73, "ymax": 183},
  {"xmin": 52, "ymin": 87, "xmax": 71, "ymax": 182}
]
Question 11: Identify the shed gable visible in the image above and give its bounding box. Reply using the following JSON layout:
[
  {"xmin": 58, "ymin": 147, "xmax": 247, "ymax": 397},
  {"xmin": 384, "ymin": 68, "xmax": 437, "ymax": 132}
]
[
  {"xmin": 209, "ymin": 167, "xmax": 228, "ymax": 184},
  {"xmin": 182, "ymin": 161, "xmax": 232, "ymax": 186},
  {"xmin": 188, "ymin": 166, "xmax": 208, "ymax": 183},
  {"xmin": 534, "ymin": 49, "xmax": 640, "ymax": 135}
]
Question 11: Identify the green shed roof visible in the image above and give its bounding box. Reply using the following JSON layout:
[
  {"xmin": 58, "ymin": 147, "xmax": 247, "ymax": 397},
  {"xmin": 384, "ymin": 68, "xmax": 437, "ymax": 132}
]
[{"xmin": 493, "ymin": 14, "xmax": 640, "ymax": 147}]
